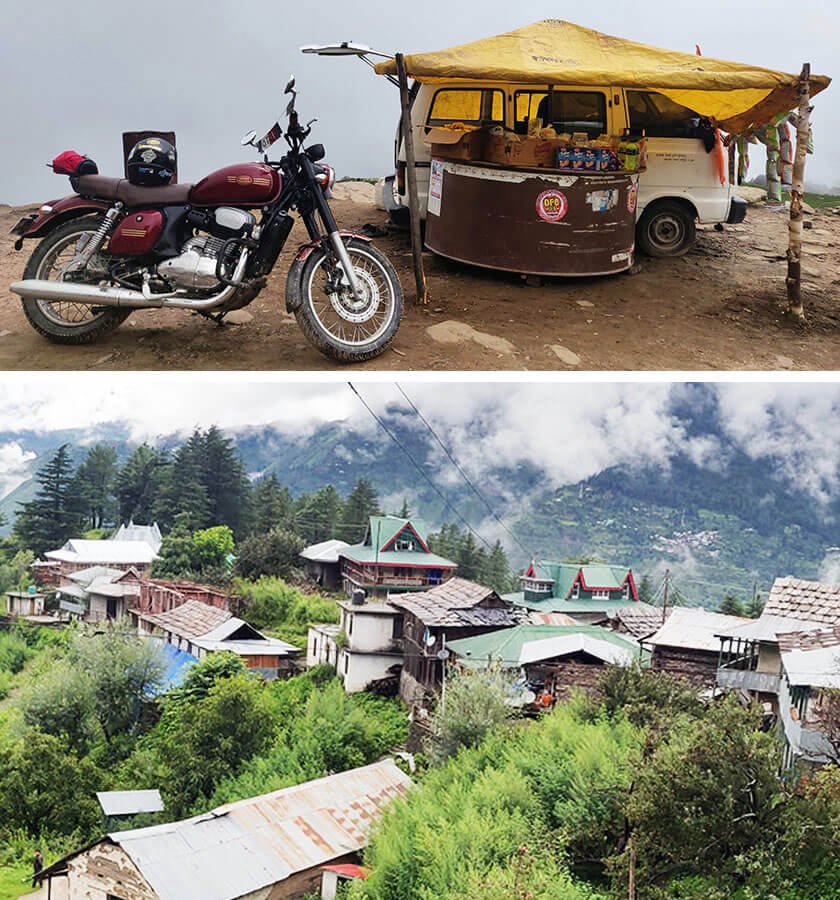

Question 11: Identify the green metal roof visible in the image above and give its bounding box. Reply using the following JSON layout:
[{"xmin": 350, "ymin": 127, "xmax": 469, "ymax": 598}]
[
  {"xmin": 448, "ymin": 624, "xmax": 649, "ymax": 668},
  {"xmin": 340, "ymin": 546, "xmax": 457, "ymax": 567},
  {"xmin": 526, "ymin": 561, "xmax": 632, "ymax": 599},
  {"xmin": 364, "ymin": 516, "xmax": 430, "ymax": 551},
  {"xmin": 503, "ymin": 591, "xmax": 641, "ymax": 614}
]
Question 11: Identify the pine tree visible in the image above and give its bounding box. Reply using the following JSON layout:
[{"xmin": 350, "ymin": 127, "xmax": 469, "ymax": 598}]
[
  {"xmin": 153, "ymin": 447, "xmax": 210, "ymax": 533},
  {"xmin": 73, "ymin": 444, "xmax": 118, "ymax": 530},
  {"xmin": 478, "ymin": 540, "xmax": 515, "ymax": 593},
  {"xmin": 458, "ymin": 531, "xmax": 482, "ymax": 581},
  {"xmin": 295, "ymin": 485, "xmax": 344, "ymax": 544},
  {"xmin": 341, "ymin": 478, "xmax": 381, "ymax": 541},
  {"xmin": 251, "ymin": 474, "xmax": 293, "ymax": 534},
  {"xmin": 637, "ymin": 574, "xmax": 654, "ymax": 604},
  {"xmin": 197, "ymin": 426, "xmax": 252, "ymax": 537},
  {"xmin": 14, "ymin": 445, "xmax": 83, "ymax": 555},
  {"xmin": 115, "ymin": 444, "xmax": 168, "ymax": 524},
  {"xmin": 719, "ymin": 594, "xmax": 746, "ymax": 617},
  {"xmin": 399, "ymin": 497, "xmax": 410, "ymax": 518}
]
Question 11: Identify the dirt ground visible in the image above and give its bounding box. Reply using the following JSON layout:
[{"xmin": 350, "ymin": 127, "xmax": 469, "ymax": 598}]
[{"xmin": 1, "ymin": 186, "xmax": 838, "ymax": 371}]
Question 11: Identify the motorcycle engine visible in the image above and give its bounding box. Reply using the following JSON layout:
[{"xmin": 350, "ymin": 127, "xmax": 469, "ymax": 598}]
[{"xmin": 158, "ymin": 207, "xmax": 257, "ymax": 290}]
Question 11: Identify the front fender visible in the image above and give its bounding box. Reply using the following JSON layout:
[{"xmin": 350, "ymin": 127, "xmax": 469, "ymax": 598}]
[
  {"xmin": 285, "ymin": 232, "xmax": 373, "ymax": 313},
  {"xmin": 12, "ymin": 195, "xmax": 110, "ymax": 249}
]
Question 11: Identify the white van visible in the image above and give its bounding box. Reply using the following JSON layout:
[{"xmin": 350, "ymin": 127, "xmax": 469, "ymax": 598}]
[{"xmin": 380, "ymin": 82, "xmax": 748, "ymax": 256}]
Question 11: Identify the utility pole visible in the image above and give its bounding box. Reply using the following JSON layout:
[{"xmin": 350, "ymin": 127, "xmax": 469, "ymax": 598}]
[{"xmin": 661, "ymin": 569, "xmax": 670, "ymax": 623}]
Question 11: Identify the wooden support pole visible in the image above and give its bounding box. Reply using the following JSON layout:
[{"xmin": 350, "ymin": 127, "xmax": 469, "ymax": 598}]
[
  {"xmin": 786, "ymin": 63, "xmax": 811, "ymax": 322},
  {"xmin": 395, "ymin": 53, "xmax": 428, "ymax": 305}
]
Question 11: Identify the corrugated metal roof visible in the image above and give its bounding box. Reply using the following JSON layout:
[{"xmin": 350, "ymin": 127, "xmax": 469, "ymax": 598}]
[
  {"xmin": 68, "ymin": 566, "xmax": 126, "ymax": 585},
  {"xmin": 46, "ymin": 539, "xmax": 158, "ymax": 565},
  {"xmin": 780, "ymin": 627, "xmax": 840, "ymax": 688},
  {"xmin": 716, "ymin": 613, "xmax": 827, "ymax": 643},
  {"xmin": 449, "ymin": 624, "xmax": 646, "ymax": 668},
  {"xmin": 108, "ymin": 760, "xmax": 412, "ymax": 900},
  {"xmin": 645, "ymin": 607, "xmax": 749, "ymax": 652},
  {"xmin": 300, "ymin": 539, "xmax": 350, "ymax": 563},
  {"xmin": 97, "ymin": 790, "xmax": 164, "ymax": 817}
]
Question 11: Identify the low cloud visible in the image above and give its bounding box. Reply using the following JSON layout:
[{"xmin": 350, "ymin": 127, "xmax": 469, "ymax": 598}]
[{"xmin": 0, "ymin": 442, "xmax": 37, "ymax": 497}]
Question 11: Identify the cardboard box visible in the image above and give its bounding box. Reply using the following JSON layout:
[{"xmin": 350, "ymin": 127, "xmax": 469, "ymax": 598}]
[
  {"xmin": 426, "ymin": 127, "xmax": 485, "ymax": 161},
  {"xmin": 484, "ymin": 135, "xmax": 563, "ymax": 168}
]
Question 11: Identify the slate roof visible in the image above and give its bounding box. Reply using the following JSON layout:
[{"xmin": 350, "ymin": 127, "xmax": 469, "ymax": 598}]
[
  {"xmin": 449, "ymin": 624, "xmax": 647, "ymax": 668},
  {"xmin": 136, "ymin": 600, "xmax": 299, "ymax": 657},
  {"xmin": 389, "ymin": 577, "xmax": 524, "ymax": 628},
  {"xmin": 763, "ymin": 576, "xmax": 840, "ymax": 627},
  {"xmin": 644, "ymin": 607, "xmax": 749, "ymax": 653},
  {"xmin": 609, "ymin": 605, "xmax": 672, "ymax": 639},
  {"xmin": 43, "ymin": 760, "xmax": 412, "ymax": 900}
]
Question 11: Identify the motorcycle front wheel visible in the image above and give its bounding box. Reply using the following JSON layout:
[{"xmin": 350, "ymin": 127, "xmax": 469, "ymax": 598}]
[
  {"xmin": 21, "ymin": 217, "xmax": 130, "ymax": 344},
  {"xmin": 294, "ymin": 237, "xmax": 404, "ymax": 363}
]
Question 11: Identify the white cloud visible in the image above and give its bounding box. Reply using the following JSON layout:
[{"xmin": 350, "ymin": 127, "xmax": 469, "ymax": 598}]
[{"xmin": 0, "ymin": 442, "xmax": 36, "ymax": 497}]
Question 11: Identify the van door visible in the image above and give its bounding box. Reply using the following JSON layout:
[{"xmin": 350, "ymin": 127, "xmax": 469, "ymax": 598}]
[{"xmin": 623, "ymin": 89, "xmax": 731, "ymax": 226}]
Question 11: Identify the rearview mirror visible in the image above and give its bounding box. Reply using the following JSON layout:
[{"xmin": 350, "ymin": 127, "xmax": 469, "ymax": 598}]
[
  {"xmin": 284, "ymin": 75, "xmax": 296, "ymax": 94},
  {"xmin": 240, "ymin": 130, "xmax": 257, "ymax": 147}
]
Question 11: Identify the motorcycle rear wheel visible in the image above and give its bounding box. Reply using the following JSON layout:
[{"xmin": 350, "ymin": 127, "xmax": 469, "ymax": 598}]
[
  {"xmin": 294, "ymin": 238, "xmax": 404, "ymax": 363},
  {"xmin": 21, "ymin": 217, "xmax": 130, "ymax": 344}
]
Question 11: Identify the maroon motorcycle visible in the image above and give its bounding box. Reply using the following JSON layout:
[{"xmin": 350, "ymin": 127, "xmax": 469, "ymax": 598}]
[{"xmin": 10, "ymin": 77, "xmax": 403, "ymax": 363}]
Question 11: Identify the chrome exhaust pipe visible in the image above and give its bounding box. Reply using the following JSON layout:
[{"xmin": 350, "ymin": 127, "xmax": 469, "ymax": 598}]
[{"xmin": 11, "ymin": 251, "xmax": 249, "ymax": 312}]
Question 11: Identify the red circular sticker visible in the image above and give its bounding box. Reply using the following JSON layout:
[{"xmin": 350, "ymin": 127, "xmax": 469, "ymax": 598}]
[
  {"xmin": 536, "ymin": 189, "xmax": 568, "ymax": 222},
  {"xmin": 627, "ymin": 183, "xmax": 638, "ymax": 214}
]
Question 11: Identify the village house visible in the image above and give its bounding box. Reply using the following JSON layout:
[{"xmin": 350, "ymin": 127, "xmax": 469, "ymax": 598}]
[
  {"xmin": 389, "ymin": 577, "xmax": 526, "ymax": 707},
  {"xmin": 4, "ymin": 587, "xmax": 46, "ymax": 618},
  {"xmin": 505, "ymin": 561, "xmax": 651, "ymax": 624},
  {"xmin": 776, "ymin": 627, "xmax": 840, "ymax": 767},
  {"xmin": 44, "ymin": 521, "xmax": 163, "ymax": 579},
  {"xmin": 134, "ymin": 599, "xmax": 299, "ymax": 679},
  {"xmin": 716, "ymin": 576, "xmax": 840, "ymax": 702},
  {"xmin": 644, "ymin": 606, "xmax": 749, "ymax": 687},
  {"xmin": 337, "ymin": 515, "xmax": 457, "ymax": 599},
  {"xmin": 448, "ymin": 623, "xmax": 647, "ymax": 703},
  {"xmin": 56, "ymin": 566, "xmax": 143, "ymax": 621},
  {"xmin": 132, "ymin": 578, "xmax": 230, "ymax": 615},
  {"xmin": 307, "ymin": 591, "xmax": 404, "ymax": 693},
  {"xmin": 34, "ymin": 759, "xmax": 412, "ymax": 900},
  {"xmin": 299, "ymin": 538, "xmax": 350, "ymax": 591}
]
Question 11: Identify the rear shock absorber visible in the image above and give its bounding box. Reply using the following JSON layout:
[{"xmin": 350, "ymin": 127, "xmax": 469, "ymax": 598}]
[{"xmin": 76, "ymin": 202, "xmax": 124, "ymax": 265}]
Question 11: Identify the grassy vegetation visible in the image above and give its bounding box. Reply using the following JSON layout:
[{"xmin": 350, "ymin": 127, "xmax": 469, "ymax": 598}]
[
  {"xmin": 742, "ymin": 180, "xmax": 840, "ymax": 208},
  {"xmin": 0, "ymin": 862, "xmax": 34, "ymax": 900}
]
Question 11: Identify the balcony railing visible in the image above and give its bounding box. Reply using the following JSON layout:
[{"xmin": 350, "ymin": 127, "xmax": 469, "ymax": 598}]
[
  {"xmin": 342, "ymin": 563, "xmax": 445, "ymax": 588},
  {"xmin": 716, "ymin": 668, "xmax": 780, "ymax": 694}
]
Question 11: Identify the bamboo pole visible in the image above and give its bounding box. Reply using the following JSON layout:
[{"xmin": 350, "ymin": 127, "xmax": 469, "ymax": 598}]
[
  {"xmin": 786, "ymin": 64, "xmax": 811, "ymax": 321},
  {"xmin": 395, "ymin": 53, "xmax": 428, "ymax": 305}
]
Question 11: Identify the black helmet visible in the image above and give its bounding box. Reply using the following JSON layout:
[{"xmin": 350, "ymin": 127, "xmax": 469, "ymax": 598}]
[{"xmin": 126, "ymin": 137, "xmax": 176, "ymax": 186}]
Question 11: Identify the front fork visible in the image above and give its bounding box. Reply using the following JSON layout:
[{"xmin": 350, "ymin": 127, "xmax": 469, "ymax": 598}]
[{"xmin": 300, "ymin": 156, "xmax": 364, "ymax": 300}]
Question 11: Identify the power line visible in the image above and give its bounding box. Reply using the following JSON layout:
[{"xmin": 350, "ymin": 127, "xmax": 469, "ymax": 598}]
[
  {"xmin": 394, "ymin": 384, "xmax": 535, "ymax": 561},
  {"xmin": 347, "ymin": 383, "xmax": 496, "ymax": 553}
]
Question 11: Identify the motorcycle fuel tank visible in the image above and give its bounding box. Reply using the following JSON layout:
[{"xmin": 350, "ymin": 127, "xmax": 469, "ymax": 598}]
[
  {"xmin": 108, "ymin": 210, "xmax": 164, "ymax": 256},
  {"xmin": 189, "ymin": 163, "xmax": 281, "ymax": 207}
]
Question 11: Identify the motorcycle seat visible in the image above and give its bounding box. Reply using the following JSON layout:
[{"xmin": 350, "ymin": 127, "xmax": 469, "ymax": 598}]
[{"xmin": 75, "ymin": 175, "xmax": 193, "ymax": 207}]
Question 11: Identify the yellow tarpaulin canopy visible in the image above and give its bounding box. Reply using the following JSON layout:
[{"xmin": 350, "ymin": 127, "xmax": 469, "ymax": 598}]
[{"xmin": 375, "ymin": 20, "xmax": 830, "ymax": 133}]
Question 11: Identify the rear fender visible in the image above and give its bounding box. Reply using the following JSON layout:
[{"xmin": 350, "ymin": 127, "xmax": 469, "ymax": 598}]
[
  {"xmin": 285, "ymin": 232, "xmax": 373, "ymax": 313},
  {"xmin": 12, "ymin": 195, "xmax": 110, "ymax": 249}
]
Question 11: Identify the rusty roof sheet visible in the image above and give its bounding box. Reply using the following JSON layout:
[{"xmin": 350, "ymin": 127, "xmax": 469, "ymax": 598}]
[
  {"xmin": 763, "ymin": 576, "xmax": 840, "ymax": 627},
  {"xmin": 107, "ymin": 760, "xmax": 411, "ymax": 900}
]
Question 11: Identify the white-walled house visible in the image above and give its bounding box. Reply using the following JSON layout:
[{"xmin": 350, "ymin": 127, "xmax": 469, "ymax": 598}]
[{"xmin": 307, "ymin": 596, "xmax": 403, "ymax": 693}]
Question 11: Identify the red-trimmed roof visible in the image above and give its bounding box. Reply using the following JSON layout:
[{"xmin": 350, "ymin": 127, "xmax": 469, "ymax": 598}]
[{"xmin": 381, "ymin": 521, "xmax": 431, "ymax": 554}]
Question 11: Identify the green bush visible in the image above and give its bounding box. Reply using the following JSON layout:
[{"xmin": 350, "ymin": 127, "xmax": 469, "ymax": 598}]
[
  {"xmin": 232, "ymin": 576, "xmax": 338, "ymax": 645},
  {"xmin": 0, "ymin": 633, "xmax": 31, "ymax": 674}
]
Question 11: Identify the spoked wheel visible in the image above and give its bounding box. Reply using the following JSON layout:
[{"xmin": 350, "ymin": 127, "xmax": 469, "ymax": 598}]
[
  {"xmin": 295, "ymin": 237, "xmax": 404, "ymax": 363},
  {"xmin": 21, "ymin": 217, "xmax": 130, "ymax": 344}
]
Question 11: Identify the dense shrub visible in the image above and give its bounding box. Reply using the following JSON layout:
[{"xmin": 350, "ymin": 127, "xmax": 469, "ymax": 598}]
[{"xmin": 232, "ymin": 576, "xmax": 339, "ymax": 645}]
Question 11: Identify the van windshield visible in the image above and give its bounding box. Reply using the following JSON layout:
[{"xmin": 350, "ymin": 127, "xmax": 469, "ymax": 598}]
[{"xmin": 514, "ymin": 90, "xmax": 607, "ymax": 136}]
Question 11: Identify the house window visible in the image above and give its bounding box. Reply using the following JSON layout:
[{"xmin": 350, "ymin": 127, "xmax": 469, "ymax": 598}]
[
  {"xmin": 571, "ymin": 583, "xmax": 580, "ymax": 600},
  {"xmin": 343, "ymin": 654, "xmax": 349, "ymax": 674},
  {"xmin": 392, "ymin": 616, "xmax": 404, "ymax": 640},
  {"xmin": 623, "ymin": 584, "xmax": 630, "ymax": 600},
  {"xmin": 347, "ymin": 614, "xmax": 353, "ymax": 636},
  {"xmin": 395, "ymin": 539, "xmax": 415, "ymax": 552},
  {"xmin": 592, "ymin": 589, "xmax": 610, "ymax": 601}
]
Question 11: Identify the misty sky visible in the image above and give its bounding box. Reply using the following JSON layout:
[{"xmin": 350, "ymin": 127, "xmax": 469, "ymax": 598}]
[
  {"xmin": 1, "ymin": 1, "xmax": 837, "ymax": 206},
  {"xmin": 0, "ymin": 377, "xmax": 839, "ymax": 515}
]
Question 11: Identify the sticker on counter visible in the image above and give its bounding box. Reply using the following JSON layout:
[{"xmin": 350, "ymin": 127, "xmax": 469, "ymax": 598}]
[
  {"xmin": 428, "ymin": 159, "xmax": 444, "ymax": 217},
  {"xmin": 626, "ymin": 182, "xmax": 638, "ymax": 214},
  {"xmin": 536, "ymin": 189, "xmax": 568, "ymax": 222},
  {"xmin": 586, "ymin": 189, "xmax": 618, "ymax": 212}
]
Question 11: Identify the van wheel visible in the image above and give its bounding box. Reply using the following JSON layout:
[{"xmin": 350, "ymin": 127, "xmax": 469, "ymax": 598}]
[{"xmin": 637, "ymin": 201, "xmax": 696, "ymax": 257}]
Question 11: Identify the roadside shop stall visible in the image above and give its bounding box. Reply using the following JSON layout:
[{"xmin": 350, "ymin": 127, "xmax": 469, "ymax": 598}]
[{"xmin": 370, "ymin": 20, "xmax": 830, "ymax": 315}]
